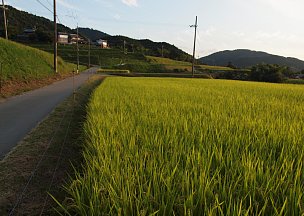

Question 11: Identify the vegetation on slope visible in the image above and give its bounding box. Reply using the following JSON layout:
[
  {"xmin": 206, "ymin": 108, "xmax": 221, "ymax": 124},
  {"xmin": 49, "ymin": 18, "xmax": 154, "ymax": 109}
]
[
  {"xmin": 78, "ymin": 28, "xmax": 192, "ymax": 61},
  {"xmin": 0, "ymin": 5, "xmax": 192, "ymax": 62},
  {"xmin": 77, "ymin": 27, "xmax": 110, "ymax": 41},
  {"xmin": 0, "ymin": 6, "xmax": 71, "ymax": 42},
  {"xmin": 61, "ymin": 77, "xmax": 304, "ymax": 215},
  {"xmin": 0, "ymin": 38, "xmax": 75, "ymax": 81},
  {"xmin": 147, "ymin": 56, "xmax": 232, "ymax": 72}
]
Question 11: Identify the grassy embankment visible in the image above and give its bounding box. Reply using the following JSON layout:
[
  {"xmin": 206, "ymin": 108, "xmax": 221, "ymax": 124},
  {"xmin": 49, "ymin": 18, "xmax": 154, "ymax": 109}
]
[
  {"xmin": 60, "ymin": 77, "xmax": 304, "ymax": 215},
  {"xmin": 0, "ymin": 39, "xmax": 85, "ymax": 97}
]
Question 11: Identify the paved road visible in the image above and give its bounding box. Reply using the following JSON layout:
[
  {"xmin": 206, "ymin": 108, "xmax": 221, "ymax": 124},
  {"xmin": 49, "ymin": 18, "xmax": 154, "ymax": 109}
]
[{"xmin": 0, "ymin": 67, "xmax": 98, "ymax": 158}]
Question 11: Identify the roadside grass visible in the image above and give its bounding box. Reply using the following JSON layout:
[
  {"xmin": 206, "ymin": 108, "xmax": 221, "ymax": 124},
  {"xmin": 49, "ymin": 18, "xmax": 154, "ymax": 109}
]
[
  {"xmin": 62, "ymin": 77, "xmax": 304, "ymax": 215},
  {"xmin": 0, "ymin": 38, "xmax": 78, "ymax": 81},
  {"xmin": 97, "ymin": 69, "xmax": 130, "ymax": 74},
  {"xmin": 0, "ymin": 38, "xmax": 87, "ymax": 98},
  {"xmin": 0, "ymin": 75, "xmax": 104, "ymax": 215}
]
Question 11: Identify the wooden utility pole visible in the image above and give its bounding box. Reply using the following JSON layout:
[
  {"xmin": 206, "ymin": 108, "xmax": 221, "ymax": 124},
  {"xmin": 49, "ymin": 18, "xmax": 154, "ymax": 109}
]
[
  {"xmin": 123, "ymin": 40, "xmax": 126, "ymax": 54},
  {"xmin": 1, "ymin": 0, "xmax": 8, "ymax": 39},
  {"xmin": 88, "ymin": 39, "xmax": 91, "ymax": 68},
  {"xmin": 76, "ymin": 24, "xmax": 79, "ymax": 73},
  {"xmin": 161, "ymin": 43, "xmax": 164, "ymax": 57},
  {"xmin": 53, "ymin": 0, "xmax": 57, "ymax": 73},
  {"xmin": 190, "ymin": 16, "xmax": 198, "ymax": 78},
  {"xmin": 0, "ymin": 62, "xmax": 2, "ymax": 95}
]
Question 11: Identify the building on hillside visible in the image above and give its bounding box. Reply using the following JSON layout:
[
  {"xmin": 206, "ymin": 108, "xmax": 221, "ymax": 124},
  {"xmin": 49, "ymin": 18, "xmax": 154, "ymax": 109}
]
[
  {"xmin": 23, "ymin": 28, "xmax": 36, "ymax": 34},
  {"xmin": 58, "ymin": 32, "xmax": 69, "ymax": 44},
  {"xmin": 293, "ymin": 74, "xmax": 304, "ymax": 79},
  {"xmin": 16, "ymin": 28, "xmax": 37, "ymax": 41},
  {"xmin": 96, "ymin": 39, "xmax": 108, "ymax": 48},
  {"xmin": 69, "ymin": 34, "xmax": 85, "ymax": 44}
]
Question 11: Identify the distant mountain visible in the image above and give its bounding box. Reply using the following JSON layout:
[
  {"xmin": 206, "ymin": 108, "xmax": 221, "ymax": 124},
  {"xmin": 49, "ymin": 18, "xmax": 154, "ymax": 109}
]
[
  {"xmin": 77, "ymin": 28, "xmax": 110, "ymax": 41},
  {"xmin": 200, "ymin": 49, "xmax": 304, "ymax": 72}
]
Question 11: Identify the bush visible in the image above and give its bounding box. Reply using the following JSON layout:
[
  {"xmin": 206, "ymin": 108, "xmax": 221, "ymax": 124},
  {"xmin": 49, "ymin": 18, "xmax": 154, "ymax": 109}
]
[{"xmin": 250, "ymin": 64, "xmax": 286, "ymax": 83}]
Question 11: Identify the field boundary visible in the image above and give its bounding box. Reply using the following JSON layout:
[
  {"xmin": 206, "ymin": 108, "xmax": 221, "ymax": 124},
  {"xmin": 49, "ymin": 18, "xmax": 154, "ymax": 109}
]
[{"xmin": 0, "ymin": 75, "xmax": 105, "ymax": 215}]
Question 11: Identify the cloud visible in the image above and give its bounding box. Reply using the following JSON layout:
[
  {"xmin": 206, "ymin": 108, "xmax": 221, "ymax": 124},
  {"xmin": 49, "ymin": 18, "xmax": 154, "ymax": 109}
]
[
  {"xmin": 122, "ymin": 0, "xmax": 138, "ymax": 7},
  {"xmin": 113, "ymin": 14, "xmax": 121, "ymax": 20}
]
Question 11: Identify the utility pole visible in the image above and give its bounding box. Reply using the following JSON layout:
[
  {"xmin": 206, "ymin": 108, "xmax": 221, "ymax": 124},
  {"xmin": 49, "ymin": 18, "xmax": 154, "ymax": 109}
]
[
  {"xmin": 123, "ymin": 40, "xmax": 126, "ymax": 54},
  {"xmin": 190, "ymin": 16, "xmax": 198, "ymax": 78},
  {"xmin": 53, "ymin": 0, "xmax": 57, "ymax": 73},
  {"xmin": 0, "ymin": 62, "xmax": 2, "ymax": 95},
  {"xmin": 2, "ymin": 0, "xmax": 8, "ymax": 39},
  {"xmin": 88, "ymin": 39, "xmax": 91, "ymax": 68},
  {"xmin": 161, "ymin": 43, "xmax": 164, "ymax": 58},
  {"xmin": 76, "ymin": 24, "xmax": 79, "ymax": 73}
]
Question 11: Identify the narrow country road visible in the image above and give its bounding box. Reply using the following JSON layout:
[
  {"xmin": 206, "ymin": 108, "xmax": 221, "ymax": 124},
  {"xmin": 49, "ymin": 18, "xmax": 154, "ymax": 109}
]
[{"xmin": 0, "ymin": 67, "xmax": 98, "ymax": 158}]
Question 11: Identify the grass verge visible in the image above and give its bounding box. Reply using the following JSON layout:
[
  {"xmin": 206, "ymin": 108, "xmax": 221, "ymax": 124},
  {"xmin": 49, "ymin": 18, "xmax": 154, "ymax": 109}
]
[
  {"xmin": 0, "ymin": 38, "xmax": 87, "ymax": 98},
  {"xmin": 0, "ymin": 75, "xmax": 104, "ymax": 215}
]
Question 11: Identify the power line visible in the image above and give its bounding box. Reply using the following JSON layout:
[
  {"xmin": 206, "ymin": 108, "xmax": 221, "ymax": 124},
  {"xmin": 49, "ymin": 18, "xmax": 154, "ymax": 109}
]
[
  {"xmin": 35, "ymin": 0, "xmax": 53, "ymax": 14},
  {"xmin": 45, "ymin": 0, "xmax": 53, "ymax": 7}
]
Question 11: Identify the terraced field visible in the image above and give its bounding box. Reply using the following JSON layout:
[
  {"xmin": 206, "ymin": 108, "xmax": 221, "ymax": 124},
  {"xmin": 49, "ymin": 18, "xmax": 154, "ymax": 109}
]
[{"xmin": 62, "ymin": 78, "xmax": 304, "ymax": 215}]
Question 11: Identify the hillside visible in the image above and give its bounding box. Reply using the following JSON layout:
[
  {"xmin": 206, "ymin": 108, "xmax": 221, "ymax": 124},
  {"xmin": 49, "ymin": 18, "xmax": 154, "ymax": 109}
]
[
  {"xmin": 1, "ymin": 5, "xmax": 191, "ymax": 61},
  {"xmin": 77, "ymin": 28, "xmax": 110, "ymax": 41},
  {"xmin": 201, "ymin": 49, "xmax": 304, "ymax": 72},
  {"xmin": 78, "ymin": 28, "xmax": 192, "ymax": 62},
  {"xmin": 0, "ymin": 6, "xmax": 72, "ymax": 42},
  {"xmin": 0, "ymin": 38, "xmax": 78, "ymax": 96}
]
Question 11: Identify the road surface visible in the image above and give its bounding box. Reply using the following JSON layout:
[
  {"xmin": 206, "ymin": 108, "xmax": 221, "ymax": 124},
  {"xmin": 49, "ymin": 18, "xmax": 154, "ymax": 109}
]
[{"xmin": 0, "ymin": 67, "xmax": 98, "ymax": 158}]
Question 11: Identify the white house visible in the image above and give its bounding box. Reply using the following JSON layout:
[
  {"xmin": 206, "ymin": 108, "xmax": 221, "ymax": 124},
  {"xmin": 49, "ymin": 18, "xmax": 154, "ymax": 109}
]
[{"xmin": 96, "ymin": 39, "xmax": 108, "ymax": 48}]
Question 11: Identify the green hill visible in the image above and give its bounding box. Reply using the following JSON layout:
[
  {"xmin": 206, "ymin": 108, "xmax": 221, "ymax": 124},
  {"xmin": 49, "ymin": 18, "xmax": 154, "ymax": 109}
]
[
  {"xmin": 105, "ymin": 35, "xmax": 192, "ymax": 62},
  {"xmin": 0, "ymin": 6, "xmax": 71, "ymax": 42},
  {"xmin": 0, "ymin": 38, "xmax": 75, "ymax": 82},
  {"xmin": 78, "ymin": 27, "xmax": 192, "ymax": 62},
  {"xmin": 201, "ymin": 49, "xmax": 304, "ymax": 72},
  {"xmin": 1, "ymin": 5, "xmax": 192, "ymax": 62},
  {"xmin": 77, "ymin": 28, "xmax": 110, "ymax": 41}
]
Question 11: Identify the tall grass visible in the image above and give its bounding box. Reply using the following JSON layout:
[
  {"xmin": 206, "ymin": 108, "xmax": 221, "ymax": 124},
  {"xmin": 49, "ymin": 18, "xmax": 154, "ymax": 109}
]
[
  {"xmin": 63, "ymin": 78, "xmax": 304, "ymax": 215},
  {"xmin": 0, "ymin": 38, "xmax": 79, "ymax": 81}
]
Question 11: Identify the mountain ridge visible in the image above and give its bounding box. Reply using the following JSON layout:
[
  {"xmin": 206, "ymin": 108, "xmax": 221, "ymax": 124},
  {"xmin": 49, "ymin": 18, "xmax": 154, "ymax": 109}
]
[
  {"xmin": 200, "ymin": 49, "xmax": 304, "ymax": 71},
  {"xmin": 0, "ymin": 5, "xmax": 191, "ymax": 61}
]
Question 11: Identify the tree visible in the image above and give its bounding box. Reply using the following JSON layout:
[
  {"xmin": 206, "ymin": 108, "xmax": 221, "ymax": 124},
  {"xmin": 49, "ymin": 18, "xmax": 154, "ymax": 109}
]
[
  {"xmin": 250, "ymin": 64, "xmax": 286, "ymax": 83},
  {"xmin": 227, "ymin": 61, "xmax": 237, "ymax": 69}
]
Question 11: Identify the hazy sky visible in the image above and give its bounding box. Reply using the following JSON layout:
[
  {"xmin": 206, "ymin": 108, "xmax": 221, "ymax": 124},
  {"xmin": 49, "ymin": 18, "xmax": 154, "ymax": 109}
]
[{"xmin": 5, "ymin": 0, "xmax": 304, "ymax": 60}]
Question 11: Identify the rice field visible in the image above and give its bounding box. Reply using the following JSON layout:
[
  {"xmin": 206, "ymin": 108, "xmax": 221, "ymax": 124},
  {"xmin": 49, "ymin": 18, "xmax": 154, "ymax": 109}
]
[{"xmin": 63, "ymin": 77, "xmax": 304, "ymax": 215}]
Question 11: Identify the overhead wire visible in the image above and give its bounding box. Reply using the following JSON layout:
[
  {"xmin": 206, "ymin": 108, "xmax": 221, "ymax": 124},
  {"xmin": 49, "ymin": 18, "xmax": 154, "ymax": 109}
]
[
  {"xmin": 35, "ymin": 0, "xmax": 53, "ymax": 14},
  {"xmin": 45, "ymin": 0, "xmax": 53, "ymax": 8}
]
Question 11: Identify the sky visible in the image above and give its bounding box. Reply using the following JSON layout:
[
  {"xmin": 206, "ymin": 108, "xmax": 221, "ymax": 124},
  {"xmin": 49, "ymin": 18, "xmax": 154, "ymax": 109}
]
[{"xmin": 5, "ymin": 0, "xmax": 304, "ymax": 60}]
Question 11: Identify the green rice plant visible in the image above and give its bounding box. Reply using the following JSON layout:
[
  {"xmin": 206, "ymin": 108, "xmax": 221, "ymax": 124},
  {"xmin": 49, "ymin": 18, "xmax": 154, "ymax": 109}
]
[{"xmin": 62, "ymin": 78, "xmax": 304, "ymax": 215}]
